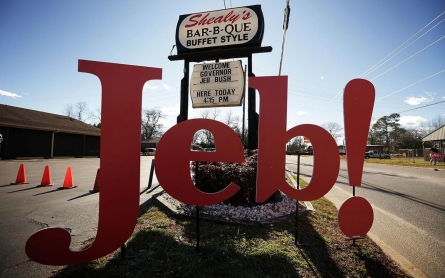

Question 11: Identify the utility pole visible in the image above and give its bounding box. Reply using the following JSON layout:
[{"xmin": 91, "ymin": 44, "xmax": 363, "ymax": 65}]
[{"xmin": 279, "ymin": 0, "xmax": 290, "ymax": 76}]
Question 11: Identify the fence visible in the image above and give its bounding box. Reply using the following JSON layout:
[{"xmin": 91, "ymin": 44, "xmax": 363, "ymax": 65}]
[
  {"xmin": 395, "ymin": 149, "xmax": 424, "ymax": 163},
  {"xmin": 393, "ymin": 148, "xmax": 445, "ymax": 163}
]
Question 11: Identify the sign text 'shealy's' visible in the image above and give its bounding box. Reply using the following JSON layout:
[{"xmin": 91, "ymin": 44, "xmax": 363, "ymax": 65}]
[{"xmin": 185, "ymin": 10, "xmax": 252, "ymax": 27}]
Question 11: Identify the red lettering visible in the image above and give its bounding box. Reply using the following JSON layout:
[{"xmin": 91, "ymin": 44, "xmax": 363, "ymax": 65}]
[
  {"xmin": 242, "ymin": 11, "xmax": 252, "ymax": 20},
  {"xmin": 249, "ymin": 76, "xmax": 340, "ymax": 203},
  {"xmin": 223, "ymin": 11, "xmax": 234, "ymax": 23},
  {"xmin": 198, "ymin": 13, "xmax": 210, "ymax": 26},
  {"xmin": 185, "ymin": 14, "xmax": 201, "ymax": 28},
  {"xmin": 207, "ymin": 17, "xmax": 215, "ymax": 24},
  {"xmin": 155, "ymin": 119, "xmax": 244, "ymax": 206},
  {"xmin": 24, "ymin": 60, "xmax": 373, "ymax": 266},
  {"xmin": 229, "ymin": 14, "xmax": 240, "ymax": 24},
  {"xmin": 25, "ymin": 60, "xmax": 162, "ymax": 265},
  {"xmin": 186, "ymin": 10, "xmax": 246, "ymax": 27},
  {"xmin": 214, "ymin": 15, "xmax": 223, "ymax": 23}
]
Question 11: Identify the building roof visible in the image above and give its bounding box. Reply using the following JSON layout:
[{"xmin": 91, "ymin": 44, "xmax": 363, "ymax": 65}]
[
  {"xmin": 422, "ymin": 125, "xmax": 445, "ymax": 142},
  {"xmin": 0, "ymin": 104, "xmax": 100, "ymax": 136}
]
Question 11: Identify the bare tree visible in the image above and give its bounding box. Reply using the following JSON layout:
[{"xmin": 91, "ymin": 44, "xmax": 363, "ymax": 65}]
[
  {"xmin": 195, "ymin": 108, "xmax": 222, "ymax": 147},
  {"xmin": 62, "ymin": 101, "xmax": 90, "ymax": 122},
  {"xmin": 75, "ymin": 101, "xmax": 89, "ymax": 122},
  {"xmin": 322, "ymin": 121, "xmax": 343, "ymax": 143},
  {"xmin": 200, "ymin": 108, "xmax": 221, "ymax": 120},
  {"xmin": 193, "ymin": 108, "xmax": 248, "ymax": 148},
  {"xmin": 141, "ymin": 107, "xmax": 165, "ymax": 140},
  {"xmin": 63, "ymin": 103, "xmax": 74, "ymax": 118},
  {"xmin": 89, "ymin": 107, "xmax": 101, "ymax": 123},
  {"xmin": 223, "ymin": 110, "xmax": 235, "ymax": 126},
  {"xmin": 287, "ymin": 137, "xmax": 304, "ymax": 153},
  {"xmin": 224, "ymin": 110, "xmax": 247, "ymax": 147},
  {"xmin": 88, "ymin": 107, "xmax": 101, "ymax": 128},
  {"xmin": 420, "ymin": 114, "xmax": 445, "ymax": 135}
]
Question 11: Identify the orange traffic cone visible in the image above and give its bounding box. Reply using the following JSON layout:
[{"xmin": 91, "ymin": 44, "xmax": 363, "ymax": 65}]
[
  {"xmin": 11, "ymin": 164, "xmax": 30, "ymax": 185},
  {"xmin": 37, "ymin": 165, "xmax": 53, "ymax": 187},
  {"xmin": 89, "ymin": 168, "xmax": 100, "ymax": 193},
  {"xmin": 59, "ymin": 166, "xmax": 77, "ymax": 189}
]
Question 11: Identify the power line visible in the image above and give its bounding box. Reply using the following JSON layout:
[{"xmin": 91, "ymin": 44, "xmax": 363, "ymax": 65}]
[
  {"xmin": 395, "ymin": 100, "xmax": 445, "ymax": 114},
  {"xmin": 370, "ymin": 35, "xmax": 445, "ymax": 81},
  {"xmin": 360, "ymin": 10, "xmax": 445, "ymax": 78},
  {"xmin": 376, "ymin": 69, "xmax": 445, "ymax": 101},
  {"xmin": 363, "ymin": 18, "xmax": 445, "ymax": 78},
  {"xmin": 332, "ymin": 10, "xmax": 445, "ymax": 101}
]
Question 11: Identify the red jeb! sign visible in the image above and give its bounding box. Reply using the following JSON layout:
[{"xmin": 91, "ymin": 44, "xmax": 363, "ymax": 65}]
[
  {"xmin": 431, "ymin": 152, "xmax": 444, "ymax": 160},
  {"xmin": 25, "ymin": 60, "xmax": 375, "ymax": 266}
]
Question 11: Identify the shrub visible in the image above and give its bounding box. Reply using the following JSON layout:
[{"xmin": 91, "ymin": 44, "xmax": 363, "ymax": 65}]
[{"xmin": 191, "ymin": 149, "xmax": 258, "ymax": 205}]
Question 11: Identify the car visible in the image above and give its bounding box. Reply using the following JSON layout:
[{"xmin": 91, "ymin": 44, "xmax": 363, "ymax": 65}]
[
  {"xmin": 191, "ymin": 144, "xmax": 204, "ymax": 151},
  {"xmin": 365, "ymin": 150, "xmax": 390, "ymax": 159},
  {"xmin": 143, "ymin": 148, "xmax": 156, "ymax": 156}
]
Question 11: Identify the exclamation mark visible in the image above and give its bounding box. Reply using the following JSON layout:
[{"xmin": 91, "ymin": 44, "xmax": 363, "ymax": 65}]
[{"xmin": 337, "ymin": 79, "xmax": 375, "ymax": 238}]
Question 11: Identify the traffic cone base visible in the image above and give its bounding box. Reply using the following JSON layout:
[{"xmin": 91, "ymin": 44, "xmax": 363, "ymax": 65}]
[
  {"xmin": 38, "ymin": 165, "xmax": 53, "ymax": 187},
  {"xmin": 89, "ymin": 168, "xmax": 100, "ymax": 193},
  {"xmin": 11, "ymin": 164, "xmax": 30, "ymax": 185},
  {"xmin": 59, "ymin": 185, "xmax": 77, "ymax": 189},
  {"xmin": 58, "ymin": 166, "xmax": 77, "ymax": 189},
  {"xmin": 37, "ymin": 184, "xmax": 53, "ymax": 187}
]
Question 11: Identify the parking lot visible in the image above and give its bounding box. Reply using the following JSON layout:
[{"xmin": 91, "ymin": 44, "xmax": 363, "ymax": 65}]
[{"xmin": 0, "ymin": 157, "xmax": 160, "ymax": 278}]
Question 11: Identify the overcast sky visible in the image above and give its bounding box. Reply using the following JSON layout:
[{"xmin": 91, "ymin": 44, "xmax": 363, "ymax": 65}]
[{"xmin": 1, "ymin": 0, "xmax": 444, "ymax": 143}]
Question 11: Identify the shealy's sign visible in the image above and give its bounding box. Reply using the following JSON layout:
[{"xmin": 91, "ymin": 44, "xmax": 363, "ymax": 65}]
[{"xmin": 175, "ymin": 5, "xmax": 265, "ymax": 54}]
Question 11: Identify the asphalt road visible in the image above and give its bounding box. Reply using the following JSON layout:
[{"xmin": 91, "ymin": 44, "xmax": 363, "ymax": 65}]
[
  {"xmin": 286, "ymin": 155, "xmax": 445, "ymax": 278},
  {"xmin": 0, "ymin": 157, "xmax": 160, "ymax": 278}
]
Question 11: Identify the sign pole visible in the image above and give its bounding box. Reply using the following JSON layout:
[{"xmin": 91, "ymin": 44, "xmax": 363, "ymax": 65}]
[
  {"xmin": 279, "ymin": 0, "xmax": 291, "ymax": 76},
  {"xmin": 178, "ymin": 60, "xmax": 190, "ymax": 123},
  {"xmin": 248, "ymin": 53, "xmax": 258, "ymax": 150},
  {"xmin": 242, "ymin": 65, "xmax": 247, "ymax": 148}
]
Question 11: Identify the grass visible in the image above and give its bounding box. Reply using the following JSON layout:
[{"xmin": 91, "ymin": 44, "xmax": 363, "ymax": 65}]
[
  {"xmin": 51, "ymin": 178, "xmax": 411, "ymax": 278},
  {"xmin": 359, "ymin": 157, "xmax": 445, "ymax": 169}
]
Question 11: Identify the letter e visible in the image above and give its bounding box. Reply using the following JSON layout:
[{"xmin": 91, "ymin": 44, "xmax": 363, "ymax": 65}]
[{"xmin": 156, "ymin": 119, "xmax": 244, "ymax": 205}]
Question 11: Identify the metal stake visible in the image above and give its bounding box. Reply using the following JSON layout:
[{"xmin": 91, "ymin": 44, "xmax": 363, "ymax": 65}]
[
  {"xmin": 295, "ymin": 153, "xmax": 307, "ymax": 247},
  {"xmin": 108, "ymin": 244, "xmax": 137, "ymax": 261},
  {"xmin": 147, "ymin": 159, "xmax": 155, "ymax": 189},
  {"xmin": 195, "ymin": 161, "xmax": 200, "ymax": 254}
]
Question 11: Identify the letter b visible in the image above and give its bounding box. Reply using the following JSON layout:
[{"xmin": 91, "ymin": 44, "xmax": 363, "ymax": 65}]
[{"xmin": 249, "ymin": 76, "xmax": 340, "ymax": 203}]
